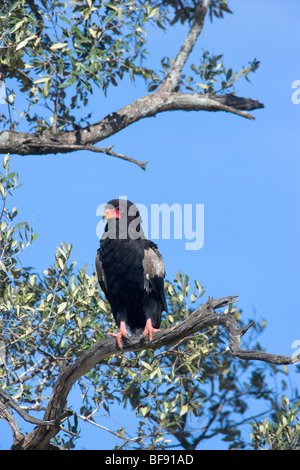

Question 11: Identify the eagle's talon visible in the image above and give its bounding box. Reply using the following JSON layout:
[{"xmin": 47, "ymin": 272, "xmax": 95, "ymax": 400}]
[
  {"xmin": 142, "ymin": 318, "xmax": 160, "ymax": 342},
  {"xmin": 108, "ymin": 321, "xmax": 130, "ymax": 348}
]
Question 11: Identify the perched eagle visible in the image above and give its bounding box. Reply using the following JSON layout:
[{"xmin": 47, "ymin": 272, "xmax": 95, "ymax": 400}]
[{"xmin": 96, "ymin": 199, "xmax": 168, "ymax": 348}]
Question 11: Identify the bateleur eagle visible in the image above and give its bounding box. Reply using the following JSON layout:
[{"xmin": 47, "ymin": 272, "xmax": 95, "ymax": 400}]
[{"xmin": 96, "ymin": 199, "xmax": 168, "ymax": 348}]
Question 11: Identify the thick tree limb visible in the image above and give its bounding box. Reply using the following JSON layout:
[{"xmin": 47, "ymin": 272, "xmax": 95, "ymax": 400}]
[
  {"xmin": 9, "ymin": 295, "xmax": 299, "ymax": 450},
  {"xmin": 0, "ymin": 91, "xmax": 263, "ymax": 161}
]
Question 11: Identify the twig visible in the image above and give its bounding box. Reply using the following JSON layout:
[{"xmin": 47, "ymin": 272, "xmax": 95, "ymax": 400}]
[{"xmin": 28, "ymin": 142, "xmax": 148, "ymax": 170}]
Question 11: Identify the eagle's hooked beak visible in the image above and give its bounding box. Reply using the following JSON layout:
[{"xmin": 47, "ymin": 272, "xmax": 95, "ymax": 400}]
[
  {"xmin": 102, "ymin": 210, "xmax": 110, "ymax": 220},
  {"xmin": 102, "ymin": 207, "xmax": 121, "ymax": 220}
]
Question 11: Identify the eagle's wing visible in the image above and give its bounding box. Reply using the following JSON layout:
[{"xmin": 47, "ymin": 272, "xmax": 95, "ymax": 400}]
[
  {"xmin": 95, "ymin": 248, "xmax": 108, "ymax": 296},
  {"xmin": 142, "ymin": 241, "xmax": 168, "ymax": 313}
]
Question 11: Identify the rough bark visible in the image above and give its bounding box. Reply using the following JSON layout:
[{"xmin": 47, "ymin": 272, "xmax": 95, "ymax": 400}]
[{"xmin": 3, "ymin": 295, "xmax": 299, "ymax": 450}]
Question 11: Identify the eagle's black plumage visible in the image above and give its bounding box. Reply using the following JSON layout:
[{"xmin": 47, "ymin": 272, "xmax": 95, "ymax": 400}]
[{"xmin": 96, "ymin": 199, "xmax": 168, "ymax": 347}]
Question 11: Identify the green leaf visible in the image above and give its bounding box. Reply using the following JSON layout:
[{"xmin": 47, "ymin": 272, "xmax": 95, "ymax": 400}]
[
  {"xmin": 0, "ymin": 260, "xmax": 7, "ymax": 272},
  {"xmin": 179, "ymin": 404, "xmax": 189, "ymax": 417},
  {"xmin": 117, "ymin": 8, "xmax": 123, "ymax": 23},
  {"xmin": 50, "ymin": 43, "xmax": 68, "ymax": 50},
  {"xmin": 0, "ymin": 183, "xmax": 5, "ymax": 198},
  {"xmin": 29, "ymin": 274, "xmax": 36, "ymax": 286},
  {"xmin": 9, "ymin": 19, "xmax": 26, "ymax": 34},
  {"xmin": 59, "ymin": 76, "xmax": 77, "ymax": 89},
  {"xmin": 16, "ymin": 34, "xmax": 37, "ymax": 51},
  {"xmin": 34, "ymin": 76, "xmax": 51, "ymax": 85},
  {"xmin": 57, "ymin": 302, "xmax": 68, "ymax": 314},
  {"xmin": 140, "ymin": 360, "xmax": 152, "ymax": 371},
  {"xmin": 3, "ymin": 154, "xmax": 10, "ymax": 170}
]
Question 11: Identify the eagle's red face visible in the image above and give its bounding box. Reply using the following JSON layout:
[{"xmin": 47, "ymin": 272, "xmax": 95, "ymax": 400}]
[{"xmin": 103, "ymin": 205, "xmax": 124, "ymax": 220}]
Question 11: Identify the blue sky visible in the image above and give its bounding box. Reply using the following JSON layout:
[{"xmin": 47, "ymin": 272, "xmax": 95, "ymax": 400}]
[{"xmin": 1, "ymin": 0, "xmax": 300, "ymax": 449}]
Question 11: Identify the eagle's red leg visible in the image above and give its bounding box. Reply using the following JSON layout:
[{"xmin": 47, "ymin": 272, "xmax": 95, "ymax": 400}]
[
  {"xmin": 108, "ymin": 321, "xmax": 130, "ymax": 348},
  {"xmin": 142, "ymin": 318, "xmax": 160, "ymax": 342}
]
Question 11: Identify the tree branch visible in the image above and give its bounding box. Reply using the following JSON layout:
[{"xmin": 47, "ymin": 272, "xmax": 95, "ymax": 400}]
[
  {"xmin": 29, "ymin": 142, "xmax": 148, "ymax": 170},
  {"xmin": 0, "ymin": 90, "xmax": 263, "ymax": 163},
  {"xmin": 0, "ymin": 386, "xmax": 70, "ymax": 428},
  {"xmin": 160, "ymin": 0, "xmax": 210, "ymax": 93},
  {"xmin": 9, "ymin": 295, "xmax": 299, "ymax": 449},
  {"xmin": 0, "ymin": 399, "xmax": 24, "ymax": 446}
]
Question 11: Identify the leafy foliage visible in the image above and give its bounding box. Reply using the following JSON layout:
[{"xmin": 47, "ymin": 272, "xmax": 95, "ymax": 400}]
[
  {"xmin": 0, "ymin": 156, "xmax": 298, "ymax": 450},
  {"xmin": 147, "ymin": 49, "xmax": 259, "ymax": 94},
  {"xmin": 0, "ymin": 0, "xmax": 163, "ymax": 131},
  {"xmin": 148, "ymin": 0, "xmax": 233, "ymax": 25},
  {"xmin": 185, "ymin": 52, "xmax": 260, "ymax": 95},
  {"xmin": 250, "ymin": 397, "xmax": 300, "ymax": 450}
]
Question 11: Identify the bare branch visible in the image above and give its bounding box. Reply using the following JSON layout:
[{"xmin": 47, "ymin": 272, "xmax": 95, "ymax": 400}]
[
  {"xmin": 0, "ymin": 90, "xmax": 263, "ymax": 163},
  {"xmin": 0, "ymin": 400, "xmax": 24, "ymax": 446},
  {"xmin": 0, "ymin": 387, "xmax": 55, "ymax": 427},
  {"xmin": 30, "ymin": 142, "xmax": 148, "ymax": 170}
]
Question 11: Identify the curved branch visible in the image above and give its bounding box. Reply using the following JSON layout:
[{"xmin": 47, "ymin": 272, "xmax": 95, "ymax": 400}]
[
  {"xmin": 0, "ymin": 400, "xmax": 24, "ymax": 447},
  {"xmin": 0, "ymin": 386, "xmax": 72, "ymax": 429},
  {"xmin": 10, "ymin": 294, "xmax": 299, "ymax": 449},
  {"xmin": 0, "ymin": 90, "xmax": 263, "ymax": 163}
]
